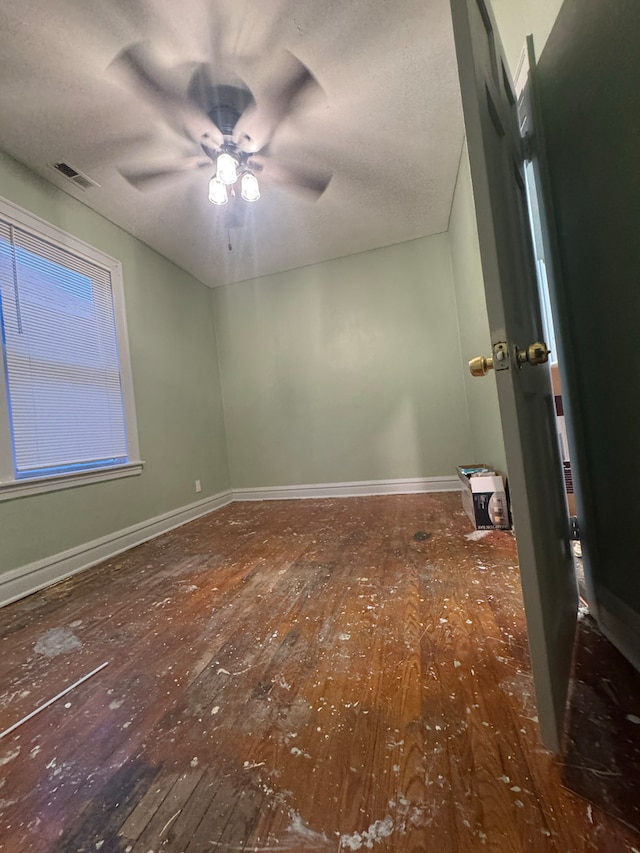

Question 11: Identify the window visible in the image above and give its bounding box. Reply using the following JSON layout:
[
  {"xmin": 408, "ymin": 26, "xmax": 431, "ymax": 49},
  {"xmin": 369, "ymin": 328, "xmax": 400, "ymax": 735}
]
[{"xmin": 0, "ymin": 197, "xmax": 142, "ymax": 499}]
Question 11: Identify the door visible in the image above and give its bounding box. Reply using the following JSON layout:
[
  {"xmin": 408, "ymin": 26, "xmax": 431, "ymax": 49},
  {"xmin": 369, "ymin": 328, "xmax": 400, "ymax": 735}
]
[
  {"xmin": 449, "ymin": 0, "xmax": 578, "ymax": 751},
  {"xmin": 527, "ymin": 0, "xmax": 640, "ymax": 673}
]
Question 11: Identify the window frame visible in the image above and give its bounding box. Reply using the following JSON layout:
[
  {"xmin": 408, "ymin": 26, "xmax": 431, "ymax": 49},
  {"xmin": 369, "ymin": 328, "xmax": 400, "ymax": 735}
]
[{"xmin": 0, "ymin": 195, "xmax": 143, "ymax": 501}]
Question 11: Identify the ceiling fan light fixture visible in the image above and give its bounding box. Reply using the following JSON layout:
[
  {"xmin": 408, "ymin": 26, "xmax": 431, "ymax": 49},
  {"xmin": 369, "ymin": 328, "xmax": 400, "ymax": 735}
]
[
  {"xmin": 208, "ymin": 175, "xmax": 228, "ymax": 205},
  {"xmin": 241, "ymin": 172, "xmax": 260, "ymax": 202},
  {"xmin": 217, "ymin": 152, "xmax": 238, "ymax": 185}
]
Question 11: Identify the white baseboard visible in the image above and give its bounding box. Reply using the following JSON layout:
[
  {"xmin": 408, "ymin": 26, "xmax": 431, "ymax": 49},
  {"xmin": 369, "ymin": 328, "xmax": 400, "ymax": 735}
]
[
  {"xmin": 233, "ymin": 476, "xmax": 461, "ymax": 502},
  {"xmin": 1, "ymin": 477, "xmax": 460, "ymax": 608},
  {"xmin": 0, "ymin": 490, "xmax": 233, "ymax": 608}
]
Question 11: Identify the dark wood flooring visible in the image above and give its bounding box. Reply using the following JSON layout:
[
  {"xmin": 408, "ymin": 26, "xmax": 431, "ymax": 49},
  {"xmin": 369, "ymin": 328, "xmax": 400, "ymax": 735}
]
[{"xmin": 0, "ymin": 493, "xmax": 639, "ymax": 852}]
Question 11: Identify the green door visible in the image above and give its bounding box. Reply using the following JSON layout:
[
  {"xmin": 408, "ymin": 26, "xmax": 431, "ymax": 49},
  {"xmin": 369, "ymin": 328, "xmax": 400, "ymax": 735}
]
[{"xmin": 450, "ymin": 0, "xmax": 578, "ymax": 751}]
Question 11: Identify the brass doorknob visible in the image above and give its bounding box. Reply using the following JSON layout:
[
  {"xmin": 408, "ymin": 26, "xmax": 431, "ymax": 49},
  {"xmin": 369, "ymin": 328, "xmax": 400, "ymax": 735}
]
[
  {"xmin": 470, "ymin": 340, "xmax": 550, "ymax": 377},
  {"xmin": 469, "ymin": 355, "xmax": 494, "ymax": 377},
  {"xmin": 517, "ymin": 341, "xmax": 550, "ymax": 366}
]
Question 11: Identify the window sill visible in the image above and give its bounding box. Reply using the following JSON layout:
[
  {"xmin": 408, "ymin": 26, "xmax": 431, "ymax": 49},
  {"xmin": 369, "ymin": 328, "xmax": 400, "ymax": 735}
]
[{"xmin": 0, "ymin": 462, "xmax": 144, "ymax": 502}]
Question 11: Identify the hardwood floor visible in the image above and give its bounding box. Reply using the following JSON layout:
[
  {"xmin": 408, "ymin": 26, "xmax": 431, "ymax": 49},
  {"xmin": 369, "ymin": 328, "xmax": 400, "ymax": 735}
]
[{"xmin": 0, "ymin": 493, "xmax": 639, "ymax": 852}]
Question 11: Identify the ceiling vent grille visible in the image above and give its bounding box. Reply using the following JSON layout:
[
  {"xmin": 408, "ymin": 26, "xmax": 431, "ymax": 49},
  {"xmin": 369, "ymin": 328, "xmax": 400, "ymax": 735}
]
[{"xmin": 51, "ymin": 162, "xmax": 100, "ymax": 190}]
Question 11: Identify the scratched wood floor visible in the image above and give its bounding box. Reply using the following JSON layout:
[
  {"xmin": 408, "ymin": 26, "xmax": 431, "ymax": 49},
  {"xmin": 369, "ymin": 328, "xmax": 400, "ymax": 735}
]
[{"xmin": 1, "ymin": 494, "xmax": 639, "ymax": 852}]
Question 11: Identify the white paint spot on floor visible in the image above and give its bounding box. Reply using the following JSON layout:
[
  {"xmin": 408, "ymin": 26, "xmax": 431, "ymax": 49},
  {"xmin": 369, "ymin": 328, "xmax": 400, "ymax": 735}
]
[
  {"xmin": 34, "ymin": 628, "xmax": 82, "ymax": 658},
  {"xmin": 190, "ymin": 757, "xmax": 199, "ymax": 768},
  {"xmin": 465, "ymin": 530, "xmax": 491, "ymax": 541},
  {"xmin": 454, "ymin": 660, "xmax": 461, "ymax": 668},
  {"xmin": 211, "ymin": 706, "xmax": 220, "ymax": 715},
  {"xmin": 109, "ymin": 700, "xmax": 124, "ymax": 710},
  {"xmin": 0, "ymin": 748, "xmax": 20, "ymax": 766},
  {"xmin": 290, "ymin": 747, "xmax": 310, "ymax": 758},
  {"xmin": 339, "ymin": 633, "xmax": 351, "ymax": 641},
  {"xmin": 498, "ymin": 775, "xmax": 510, "ymax": 784},
  {"xmin": 340, "ymin": 817, "xmax": 394, "ymax": 849},
  {"xmin": 285, "ymin": 810, "xmax": 329, "ymax": 844},
  {"xmin": 626, "ymin": 714, "xmax": 640, "ymax": 725}
]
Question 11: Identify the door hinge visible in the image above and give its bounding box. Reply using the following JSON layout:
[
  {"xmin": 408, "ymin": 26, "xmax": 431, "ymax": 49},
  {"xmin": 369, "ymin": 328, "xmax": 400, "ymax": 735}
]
[
  {"xmin": 569, "ymin": 516, "xmax": 580, "ymax": 541},
  {"xmin": 521, "ymin": 132, "xmax": 534, "ymax": 163}
]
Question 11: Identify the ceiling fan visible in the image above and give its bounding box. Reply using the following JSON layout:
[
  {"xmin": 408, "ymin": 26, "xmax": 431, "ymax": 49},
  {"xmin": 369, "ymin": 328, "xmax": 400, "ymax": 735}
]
[{"xmin": 111, "ymin": 40, "xmax": 332, "ymax": 219}]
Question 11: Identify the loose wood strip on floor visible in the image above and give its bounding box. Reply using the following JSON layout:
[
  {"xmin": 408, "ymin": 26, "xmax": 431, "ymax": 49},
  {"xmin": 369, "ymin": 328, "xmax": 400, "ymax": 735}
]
[{"xmin": 0, "ymin": 494, "xmax": 638, "ymax": 852}]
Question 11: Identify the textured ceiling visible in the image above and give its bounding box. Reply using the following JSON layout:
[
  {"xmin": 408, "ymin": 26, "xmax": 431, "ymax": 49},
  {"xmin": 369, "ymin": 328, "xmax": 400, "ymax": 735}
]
[{"xmin": 0, "ymin": 0, "xmax": 465, "ymax": 287}]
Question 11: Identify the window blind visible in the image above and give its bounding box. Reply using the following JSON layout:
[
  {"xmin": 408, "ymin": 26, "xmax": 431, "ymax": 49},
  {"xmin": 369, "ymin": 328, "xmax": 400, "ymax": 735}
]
[{"xmin": 0, "ymin": 217, "xmax": 129, "ymax": 479}]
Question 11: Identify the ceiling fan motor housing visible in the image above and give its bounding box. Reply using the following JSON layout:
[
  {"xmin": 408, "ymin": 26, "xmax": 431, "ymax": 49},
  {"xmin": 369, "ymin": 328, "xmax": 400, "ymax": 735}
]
[{"xmin": 204, "ymin": 85, "xmax": 254, "ymax": 138}]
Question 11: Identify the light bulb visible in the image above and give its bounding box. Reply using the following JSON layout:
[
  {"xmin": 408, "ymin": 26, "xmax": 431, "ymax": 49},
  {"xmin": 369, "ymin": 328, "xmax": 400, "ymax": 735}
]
[
  {"xmin": 208, "ymin": 176, "xmax": 228, "ymax": 205},
  {"xmin": 217, "ymin": 152, "xmax": 238, "ymax": 185},
  {"xmin": 241, "ymin": 172, "xmax": 260, "ymax": 202}
]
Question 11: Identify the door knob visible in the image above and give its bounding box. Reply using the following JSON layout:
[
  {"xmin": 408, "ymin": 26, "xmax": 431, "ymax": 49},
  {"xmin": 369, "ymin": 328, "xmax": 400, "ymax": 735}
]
[
  {"xmin": 469, "ymin": 354, "xmax": 494, "ymax": 376},
  {"xmin": 517, "ymin": 341, "xmax": 550, "ymax": 366},
  {"xmin": 469, "ymin": 341, "xmax": 507, "ymax": 376},
  {"xmin": 469, "ymin": 341, "xmax": 550, "ymax": 376}
]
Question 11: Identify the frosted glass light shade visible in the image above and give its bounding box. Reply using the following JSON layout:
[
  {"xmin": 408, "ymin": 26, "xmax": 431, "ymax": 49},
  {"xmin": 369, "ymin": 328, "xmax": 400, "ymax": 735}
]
[
  {"xmin": 217, "ymin": 152, "xmax": 238, "ymax": 185},
  {"xmin": 208, "ymin": 176, "xmax": 228, "ymax": 205},
  {"xmin": 241, "ymin": 172, "xmax": 260, "ymax": 202}
]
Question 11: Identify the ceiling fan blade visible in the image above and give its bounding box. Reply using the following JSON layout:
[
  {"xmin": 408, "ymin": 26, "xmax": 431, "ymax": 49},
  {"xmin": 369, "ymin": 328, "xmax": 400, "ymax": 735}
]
[
  {"xmin": 207, "ymin": 1, "xmax": 233, "ymax": 69},
  {"xmin": 111, "ymin": 42, "xmax": 184, "ymax": 106},
  {"xmin": 248, "ymin": 155, "xmax": 332, "ymax": 200},
  {"xmin": 119, "ymin": 156, "xmax": 210, "ymax": 190},
  {"xmin": 234, "ymin": 50, "xmax": 323, "ymax": 154},
  {"xmin": 111, "ymin": 43, "xmax": 225, "ymax": 148}
]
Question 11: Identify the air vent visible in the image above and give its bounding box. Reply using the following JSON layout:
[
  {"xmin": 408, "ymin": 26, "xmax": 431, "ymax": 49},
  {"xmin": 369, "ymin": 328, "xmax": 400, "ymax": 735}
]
[{"xmin": 51, "ymin": 162, "xmax": 100, "ymax": 190}]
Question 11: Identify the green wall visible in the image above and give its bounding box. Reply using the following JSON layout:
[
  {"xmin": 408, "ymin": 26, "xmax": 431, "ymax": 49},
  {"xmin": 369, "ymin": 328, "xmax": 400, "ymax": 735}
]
[
  {"xmin": 213, "ymin": 234, "xmax": 474, "ymax": 489},
  {"xmin": 0, "ymin": 149, "xmax": 504, "ymax": 576},
  {"xmin": 448, "ymin": 143, "xmax": 507, "ymax": 473},
  {"xmin": 0, "ymin": 1, "xmax": 545, "ymax": 581},
  {"xmin": 0, "ymin": 151, "xmax": 230, "ymax": 574}
]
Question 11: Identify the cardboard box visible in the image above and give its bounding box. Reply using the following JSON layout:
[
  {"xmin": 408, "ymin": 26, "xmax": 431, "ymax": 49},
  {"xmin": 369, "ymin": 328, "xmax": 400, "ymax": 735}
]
[{"xmin": 457, "ymin": 464, "xmax": 511, "ymax": 530}]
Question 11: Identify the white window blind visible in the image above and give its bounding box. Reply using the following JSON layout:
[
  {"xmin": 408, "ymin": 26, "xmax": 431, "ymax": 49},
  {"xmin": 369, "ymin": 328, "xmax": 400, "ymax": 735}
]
[{"xmin": 0, "ymin": 216, "xmax": 130, "ymax": 480}]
